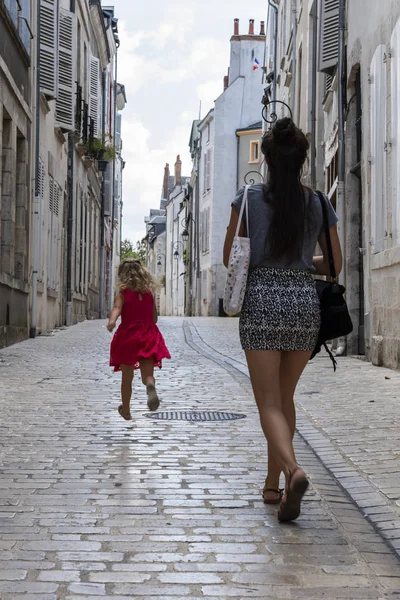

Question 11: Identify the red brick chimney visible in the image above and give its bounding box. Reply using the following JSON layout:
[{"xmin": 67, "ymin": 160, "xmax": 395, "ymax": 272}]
[
  {"xmin": 233, "ymin": 18, "xmax": 239, "ymax": 36},
  {"xmin": 163, "ymin": 163, "xmax": 170, "ymax": 198},
  {"xmin": 174, "ymin": 155, "xmax": 182, "ymax": 187},
  {"xmin": 223, "ymin": 74, "xmax": 229, "ymax": 91},
  {"xmin": 260, "ymin": 21, "xmax": 265, "ymax": 36},
  {"xmin": 249, "ymin": 19, "xmax": 254, "ymax": 35}
]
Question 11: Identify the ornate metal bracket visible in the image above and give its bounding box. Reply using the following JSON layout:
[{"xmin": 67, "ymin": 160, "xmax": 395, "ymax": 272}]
[{"xmin": 243, "ymin": 95, "xmax": 293, "ymax": 185}]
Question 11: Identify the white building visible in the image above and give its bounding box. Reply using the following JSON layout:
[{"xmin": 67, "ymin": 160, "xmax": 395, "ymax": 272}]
[{"xmin": 188, "ymin": 18, "xmax": 266, "ymax": 316}]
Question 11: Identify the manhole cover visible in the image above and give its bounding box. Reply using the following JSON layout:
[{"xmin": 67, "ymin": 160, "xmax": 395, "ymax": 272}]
[{"xmin": 145, "ymin": 411, "xmax": 246, "ymax": 422}]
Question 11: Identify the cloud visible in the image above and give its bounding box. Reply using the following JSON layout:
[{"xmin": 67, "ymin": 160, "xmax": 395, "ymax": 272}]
[{"xmin": 113, "ymin": 0, "xmax": 267, "ymax": 244}]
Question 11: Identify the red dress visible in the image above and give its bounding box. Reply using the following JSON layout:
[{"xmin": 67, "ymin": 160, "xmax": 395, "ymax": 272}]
[{"xmin": 110, "ymin": 289, "xmax": 171, "ymax": 372}]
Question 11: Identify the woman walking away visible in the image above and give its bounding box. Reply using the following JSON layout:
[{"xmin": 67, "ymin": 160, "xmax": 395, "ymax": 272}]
[
  {"xmin": 108, "ymin": 259, "xmax": 171, "ymax": 421},
  {"xmin": 223, "ymin": 118, "xmax": 342, "ymax": 522}
]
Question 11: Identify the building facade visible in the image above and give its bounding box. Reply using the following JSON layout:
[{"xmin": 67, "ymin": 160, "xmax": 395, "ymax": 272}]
[
  {"xmin": 266, "ymin": 0, "xmax": 400, "ymax": 369},
  {"xmin": 0, "ymin": 0, "xmax": 34, "ymax": 347},
  {"xmin": 0, "ymin": 0, "xmax": 126, "ymax": 349}
]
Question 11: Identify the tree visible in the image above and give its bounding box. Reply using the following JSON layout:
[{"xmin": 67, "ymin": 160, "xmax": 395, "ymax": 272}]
[{"xmin": 120, "ymin": 239, "xmax": 147, "ymax": 263}]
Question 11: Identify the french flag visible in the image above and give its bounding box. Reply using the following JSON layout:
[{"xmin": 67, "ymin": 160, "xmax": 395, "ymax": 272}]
[{"xmin": 253, "ymin": 57, "xmax": 260, "ymax": 71}]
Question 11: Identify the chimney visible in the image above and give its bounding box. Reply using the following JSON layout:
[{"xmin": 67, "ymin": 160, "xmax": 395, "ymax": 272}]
[
  {"xmin": 163, "ymin": 163, "xmax": 170, "ymax": 199},
  {"xmin": 233, "ymin": 18, "xmax": 239, "ymax": 36},
  {"xmin": 260, "ymin": 21, "xmax": 265, "ymax": 36},
  {"xmin": 249, "ymin": 19, "xmax": 254, "ymax": 35},
  {"xmin": 174, "ymin": 155, "xmax": 182, "ymax": 187},
  {"xmin": 223, "ymin": 74, "xmax": 229, "ymax": 91}
]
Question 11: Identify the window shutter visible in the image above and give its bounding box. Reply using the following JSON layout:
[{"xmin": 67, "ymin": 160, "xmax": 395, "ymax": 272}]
[
  {"xmin": 103, "ymin": 162, "xmax": 113, "ymax": 217},
  {"xmin": 89, "ymin": 56, "xmax": 101, "ymax": 138},
  {"xmin": 40, "ymin": 0, "xmax": 59, "ymax": 97},
  {"xmin": 56, "ymin": 8, "xmax": 76, "ymax": 131},
  {"xmin": 370, "ymin": 45, "xmax": 387, "ymax": 253},
  {"xmin": 203, "ymin": 153, "xmax": 207, "ymax": 193},
  {"xmin": 38, "ymin": 159, "xmax": 45, "ymax": 281},
  {"xmin": 319, "ymin": 0, "xmax": 339, "ymax": 74},
  {"xmin": 206, "ymin": 149, "xmax": 212, "ymax": 190},
  {"xmin": 391, "ymin": 20, "xmax": 400, "ymax": 245},
  {"xmin": 115, "ymin": 113, "xmax": 122, "ymax": 152}
]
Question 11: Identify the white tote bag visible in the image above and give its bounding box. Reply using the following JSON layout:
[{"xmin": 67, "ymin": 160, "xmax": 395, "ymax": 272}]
[{"xmin": 223, "ymin": 185, "xmax": 250, "ymax": 316}]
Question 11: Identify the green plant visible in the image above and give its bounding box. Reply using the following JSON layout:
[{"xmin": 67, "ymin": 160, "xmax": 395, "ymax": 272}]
[
  {"xmin": 160, "ymin": 275, "xmax": 166, "ymax": 287},
  {"xmin": 90, "ymin": 134, "xmax": 117, "ymax": 161}
]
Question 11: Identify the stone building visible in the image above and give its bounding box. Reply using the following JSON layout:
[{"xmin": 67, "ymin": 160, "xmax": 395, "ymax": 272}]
[
  {"xmin": 341, "ymin": 0, "xmax": 400, "ymax": 367},
  {"xmin": 185, "ymin": 18, "xmax": 266, "ymax": 317},
  {"xmin": 0, "ymin": 0, "xmax": 34, "ymax": 347},
  {"xmin": 266, "ymin": 0, "xmax": 400, "ymax": 369},
  {"xmin": 0, "ymin": 1, "xmax": 126, "ymax": 349}
]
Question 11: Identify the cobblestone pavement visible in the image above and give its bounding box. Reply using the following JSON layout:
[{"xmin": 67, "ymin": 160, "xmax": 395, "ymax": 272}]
[
  {"xmin": 0, "ymin": 318, "xmax": 399, "ymax": 599},
  {"xmin": 189, "ymin": 318, "xmax": 400, "ymax": 555}
]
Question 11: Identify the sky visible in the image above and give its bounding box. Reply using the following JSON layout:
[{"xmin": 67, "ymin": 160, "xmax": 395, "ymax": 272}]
[{"xmin": 110, "ymin": 0, "xmax": 267, "ymax": 245}]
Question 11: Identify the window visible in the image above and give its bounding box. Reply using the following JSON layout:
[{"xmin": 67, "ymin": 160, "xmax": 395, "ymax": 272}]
[
  {"xmin": 47, "ymin": 177, "xmax": 60, "ymax": 290},
  {"xmin": 3, "ymin": 0, "xmax": 32, "ymax": 55},
  {"xmin": 370, "ymin": 44, "xmax": 387, "ymax": 253},
  {"xmin": 249, "ymin": 141, "xmax": 260, "ymax": 163},
  {"xmin": 391, "ymin": 18, "xmax": 400, "ymax": 245},
  {"xmin": 201, "ymin": 207, "xmax": 210, "ymax": 253},
  {"xmin": 202, "ymin": 270, "xmax": 208, "ymax": 301},
  {"xmin": 89, "ymin": 56, "xmax": 101, "ymax": 137},
  {"xmin": 40, "ymin": 0, "xmax": 59, "ymax": 97},
  {"xmin": 56, "ymin": 8, "xmax": 77, "ymax": 131},
  {"xmin": 319, "ymin": 0, "xmax": 339, "ymax": 74},
  {"xmin": 37, "ymin": 158, "xmax": 45, "ymax": 281}
]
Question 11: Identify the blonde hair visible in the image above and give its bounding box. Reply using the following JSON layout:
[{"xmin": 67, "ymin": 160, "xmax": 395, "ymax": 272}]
[{"xmin": 117, "ymin": 259, "xmax": 158, "ymax": 293}]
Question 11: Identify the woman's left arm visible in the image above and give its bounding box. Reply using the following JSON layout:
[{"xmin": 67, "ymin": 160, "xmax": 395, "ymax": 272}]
[{"xmin": 223, "ymin": 207, "xmax": 245, "ymax": 267}]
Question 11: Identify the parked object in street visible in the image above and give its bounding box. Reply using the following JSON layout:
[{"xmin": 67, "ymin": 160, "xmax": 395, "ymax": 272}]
[
  {"xmin": 223, "ymin": 118, "xmax": 343, "ymax": 522},
  {"xmin": 107, "ymin": 259, "xmax": 170, "ymax": 420}
]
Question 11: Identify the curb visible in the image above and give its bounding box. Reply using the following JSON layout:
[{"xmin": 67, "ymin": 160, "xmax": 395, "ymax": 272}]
[{"xmin": 184, "ymin": 321, "xmax": 400, "ymax": 560}]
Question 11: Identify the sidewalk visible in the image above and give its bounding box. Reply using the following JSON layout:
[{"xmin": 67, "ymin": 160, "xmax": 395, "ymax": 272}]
[
  {"xmin": 189, "ymin": 317, "xmax": 400, "ymax": 553},
  {"xmin": 0, "ymin": 318, "xmax": 399, "ymax": 599}
]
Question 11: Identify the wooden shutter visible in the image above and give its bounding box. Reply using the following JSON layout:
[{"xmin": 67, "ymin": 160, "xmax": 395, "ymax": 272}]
[
  {"xmin": 115, "ymin": 113, "xmax": 122, "ymax": 152},
  {"xmin": 89, "ymin": 56, "xmax": 101, "ymax": 137},
  {"xmin": 370, "ymin": 45, "xmax": 387, "ymax": 253},
  {"xmin": 56, "ymin": 8, "xmax": 76, "ymax": 131},
  {"xmin": 206, "ymin": 149, "xmax": 212, "ymax": 190},
  {"xmin": 203, "ymin": 153, "xmax": 207, "ymax": 193},
  {"xmin": 38, "ymin": 159, "xmax": 45, "ymax": 281},
  {"xmin": 391, "ymin": 20, "xmax": 400, "ymax": 245},
  {"xmin": 40, "ymin": 0, "xmax": 59, "ymax": 97},
  {"xmin": 103, "ymin": 162, "xmax": 113, "ymax": 217},
  {"xmin": 319, "ymin": 0, "xmax": 339, "ymax": 74}
]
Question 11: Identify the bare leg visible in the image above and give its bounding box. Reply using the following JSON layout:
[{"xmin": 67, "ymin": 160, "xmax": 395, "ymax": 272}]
[
  {"xmin": 140, "ymin": 358, "xmax": 160, "ymax": 412},
  {"xmin": 264, "ymin": 352, "xmax": 308, "ymax": 497},
  {"xmin": 139, "ymin": 358, "xmax": 155, "ymax": 387},
  {"xmin": 245, "ymin": 350, "xmax": 297, "ymax": 477},
  {"xmin": 120, "ymin": 365, "xmax": 134, "ymax": 418}
]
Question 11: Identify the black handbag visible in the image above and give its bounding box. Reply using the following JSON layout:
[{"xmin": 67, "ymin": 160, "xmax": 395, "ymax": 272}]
[{"xmin": 310, "ymin": 192, "xmax": 353, "ymax": 369}]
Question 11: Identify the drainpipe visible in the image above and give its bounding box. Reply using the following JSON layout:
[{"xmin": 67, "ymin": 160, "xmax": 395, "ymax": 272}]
[
  {"xmin": 291, "ymin": 0, "xmax": 297, "ymax": 117},
  {"xmin": 109, "ymin": 52, "xmax": 118, "ymax": 314},
  {"xmin": 310, "ymin": 0, "xmax": 318, "ymax": 190},
  {"xmin": 30, "ymin": 0, "xmax": 40, "ymax": 338},
  {"xmin": 99, "ymin": 69, "xmax": 107, "ymax": 319},
  {"xmin": 336, "ymin": 0, "xmax": 347, "ymax": 356},
  {"xmin": 66, "ymin": 134, "xmax": 74, "ymax": 326},
  {"xmin": 267, "ymin": 0, "xmax": 278, "ymax": 107},
  {"xmin": 195, "ymin": 137, "xmax": 201, "ymax": 315},
  {"xmin": 66, "ymin": 0, "xmax": 76, "ymax": 326}
]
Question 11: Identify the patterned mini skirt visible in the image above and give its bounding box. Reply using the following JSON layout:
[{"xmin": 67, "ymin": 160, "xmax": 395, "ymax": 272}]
[{"xmin": 239, "ymin": 267, "xmax": 321, "ymax": 352}]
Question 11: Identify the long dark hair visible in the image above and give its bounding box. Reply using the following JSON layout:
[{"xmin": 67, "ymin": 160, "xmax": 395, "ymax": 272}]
[{"xmin": 261, "ymin": 118, "xmax": 309, "ymax": 261}]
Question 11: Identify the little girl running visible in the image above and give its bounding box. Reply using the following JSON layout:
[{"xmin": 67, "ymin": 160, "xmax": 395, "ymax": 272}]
[{"xmin": 107, "ymin": 259, "xmax": 171, "ymax": 420}]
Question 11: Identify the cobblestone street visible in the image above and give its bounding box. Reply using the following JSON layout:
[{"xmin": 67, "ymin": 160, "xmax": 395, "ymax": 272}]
[{"xmin": 0, "ymin": 318, "xmax": 400, "ymax": 599}]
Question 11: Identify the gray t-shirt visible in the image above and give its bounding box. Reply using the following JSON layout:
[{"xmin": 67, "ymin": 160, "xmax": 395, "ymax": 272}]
[{"xmin": 232, "ymin": 183, "xmax": 338, "ymax": 272}]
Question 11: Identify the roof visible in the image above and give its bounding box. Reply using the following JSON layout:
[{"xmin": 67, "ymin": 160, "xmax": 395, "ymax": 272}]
[{"xmin": 236, "ymin": 121, "xmax": 263, "ymax": 134}]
